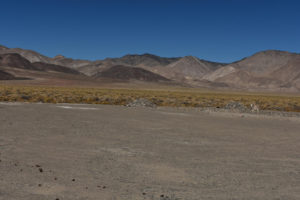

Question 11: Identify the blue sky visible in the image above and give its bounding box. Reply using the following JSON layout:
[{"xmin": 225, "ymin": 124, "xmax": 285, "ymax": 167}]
[{"xmin": 1, "ymin": 0, "xmax": 300, "ymax": 62}]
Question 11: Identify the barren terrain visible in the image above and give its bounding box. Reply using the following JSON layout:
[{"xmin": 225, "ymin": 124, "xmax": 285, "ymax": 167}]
[{"xmin": 0, "ymin": 103, "xmax": 300, "ymax": 200}]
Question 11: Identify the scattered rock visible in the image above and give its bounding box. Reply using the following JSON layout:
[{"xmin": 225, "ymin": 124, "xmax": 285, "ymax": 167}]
[
  {"xmin": 39, "ymin": 168, "xmax": 43, "ymax": 173},
  {"xmin": 250, "ymin": 103, "xmax": 260, "ymax": 112},
  {"xmin": 72, "ymin": 179, "xmax": 75, "ymax": 182},
  {"xmin": 126, "ymin": 98, "xmax": 156, "ymax": 108},
  {"xmin": 224, "ymin": 102, "xmax": 248, "ymax": 112}
]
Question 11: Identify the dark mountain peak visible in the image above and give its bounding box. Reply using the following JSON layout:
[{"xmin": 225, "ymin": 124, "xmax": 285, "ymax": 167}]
[
  {"xmin": 121, "ymin": 53, "xmax": 163, "ymax": 57},
  {"xmin": 103, "ymin": 53, "xmax": 180, "ymax": 68},
  {"xmin": 252, "ymin": 49, "xmax": 299, "ymax": 57},
  {"xmin": 53, "ymin": 54, "xmax": 65, "ymax": 59},
  {"xmin": 119, "ymin": 53, "xmax": 166, "ymax": 61},
  {"xmin": 0, "ymin": 53, "xmax": 27, "ymax": 59},
  {"xmin": 0, "ymin": 44, "xmax": 8, "ymax": 50},
  {"xmin": 93, "ymin": 65, "xmax": 169, "ymax": 82},
  {"xmin": 0, "ymin": 53, "xmax": 81, "ymax": 75},
  {"xmin": 180, "ymin": 56, "xmax": 227, "ymax": 66},
  {"xmin": 0, "ymin": 53, "xmax": 32, "ymax": 64},
  {"xmin": 181, "ymin": 55, "xmax": 200, "ymax": 61},
  {"xmin": 32, "ymin": 62, "xmax": 81, "ymax": 74},
  {"xmin": 0, "ymin": 53, "xmax": 33, "ymax": 68}
]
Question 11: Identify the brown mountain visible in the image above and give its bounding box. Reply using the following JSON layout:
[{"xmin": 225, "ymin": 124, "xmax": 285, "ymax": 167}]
[
  {"xmin": 0, "ymin": 69, "xmax": 15, "ymax": 80},
  {"xmin": 78, "ymin": 54, "xmax": 181, "ymax": 76},
  {"xmin": 1, "ymin": 44, "xmax": 300, "ymax": 92},
  {"xmin": 155, "ymin": 56, "xmax": 225, "ymax": 81},
  {"xmin": 93, "ymin": 65, "xmax": 169, "ymax": 82},
  {"xmin": 202, "ymin": 50, "xmax": 300, "ymax": 91},
  {"xmin": 0, "ymin": 53, "xmax": 39, "ymax": 70},
  {"xmin": 0, "ymin": 45, "xmax": 91, "ymax": 69},
  {"xmin": 0, "ymin": 45, "xmax": 51, "ymax": 63},
  {"xmin": 0, "ymin": 53, "xmax": 82, "ymax": 75},
  {"xmin": 31, "ymin": 62, "xmax": 81, "ymax": 74},
  {"xmin": 234, "ymin": 50, "xmax": 298, "ymax": 75},
  {"xmin": 51, "ymin": 55, "xmax": 91, "ymax": 69},
  {"xmin": 270, "ymin": 57, "xmax": 300, "ymax": 82},
  {"xmin": 104, "ymin": 53, "xmax": 180, "ymax": 68}
]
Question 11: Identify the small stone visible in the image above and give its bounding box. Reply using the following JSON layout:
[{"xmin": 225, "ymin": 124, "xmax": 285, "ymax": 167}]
[{"xmin": 250, "ymin": 103, "xmax": 260, "ymax": 112}]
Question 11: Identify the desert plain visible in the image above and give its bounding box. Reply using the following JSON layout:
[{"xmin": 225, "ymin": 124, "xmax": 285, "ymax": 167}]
[{"xmin": 0, "ymin": 102, "xmax": 300, "ymax": 200}]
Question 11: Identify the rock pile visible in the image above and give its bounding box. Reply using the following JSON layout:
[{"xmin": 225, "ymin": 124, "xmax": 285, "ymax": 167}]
[
  {"xmin": 126, "ymin": 98, "xmax": 156, "ymax": 108},
  {"xmin": 250, "ymin": 103, "xmax": 260, "ymax": 112},
  {"xmin": 224, "ymin": 102, "xmax": 249, "ymax": 112},
  {"xmin": 224, "ymin": 102, "xmax": 260, "ymax": 113}
]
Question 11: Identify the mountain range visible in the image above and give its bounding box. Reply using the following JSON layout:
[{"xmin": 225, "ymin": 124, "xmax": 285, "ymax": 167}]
[{"xmin": 0, "ymin": 44, "xmax": 299, "ymax": 92}]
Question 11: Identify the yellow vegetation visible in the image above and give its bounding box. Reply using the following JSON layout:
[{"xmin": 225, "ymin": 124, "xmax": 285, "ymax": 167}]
[{"xmin": 0, "ymin": 85, "xmax": 300, "ymax": 112}]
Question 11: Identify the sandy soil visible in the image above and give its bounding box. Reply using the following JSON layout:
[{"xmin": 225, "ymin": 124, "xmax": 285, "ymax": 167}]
[{"xmin": 0, "ymin": 103, "xmax": 300, "ymax": 200}]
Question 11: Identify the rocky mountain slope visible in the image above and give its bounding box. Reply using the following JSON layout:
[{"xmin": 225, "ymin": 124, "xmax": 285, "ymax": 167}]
[
  {"xmin": 0, "ymin": 53, "xmax": 81, "ymax": 75},
  {"xmin": 202, "ymin": 50, "xmax": 300, "ymax": 91},
  {"xmin": 0, "ymin": 69, "xmax": 15, "ymax": 80},
  {"xmin": 1, "ymin": 44, "xmax": 300, "ymax": 92},
  {"xmin": 77, "ymin": 54, "xmax": 180, "ymax": 76},
  {"xmin": 153, "ymin": 56, "xmax": 225, "ymax": 81},
  {"xmin": 92, "ymin": 65, "xmax": 169, "ymax": 82}
]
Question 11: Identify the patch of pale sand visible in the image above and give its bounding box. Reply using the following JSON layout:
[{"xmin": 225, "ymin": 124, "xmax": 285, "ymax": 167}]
[
  {"xmin": 0, "ymin": 102, "xmax": 23, "ymax": 105},
  {"xmin": 99, "ymin": 147, "xmax": 136, "ymax": 156},
  {"xmin": 27, "ymin": 183, "xmax": 66, "ymax": 195},
  {"xmin": 157, "ymin": 111, "xmax": 191, "ymax": 117},
  {"xmin": 97, "ymin": 147, "xmax": 154, "ymax": 157},
  {"xmin": 27, "ymin": 183, "xmax": 112, "ymax": 199},
  {"xmin": 56, "ymin": 106, "xmax": 99, "ymax": 110},
  {"xmin": 142, "ymin": 163, "xmax": 192, "ymax": 184}
]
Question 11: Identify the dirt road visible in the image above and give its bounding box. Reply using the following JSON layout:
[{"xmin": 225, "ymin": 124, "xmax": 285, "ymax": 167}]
[{"xmin": 0, "ymin": 103, "xmax": 300, "ymax": 200}]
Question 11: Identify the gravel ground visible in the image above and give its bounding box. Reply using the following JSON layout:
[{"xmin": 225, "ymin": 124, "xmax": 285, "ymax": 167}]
[{"xmin": 0, "ymin": 102, "xmax": 300, "ymax": 200}]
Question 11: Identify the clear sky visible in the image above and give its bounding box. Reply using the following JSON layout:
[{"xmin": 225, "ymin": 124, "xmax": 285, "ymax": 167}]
[{"xmin": 1, "ymin": 0, "xmax": 300, "ymax": 63}]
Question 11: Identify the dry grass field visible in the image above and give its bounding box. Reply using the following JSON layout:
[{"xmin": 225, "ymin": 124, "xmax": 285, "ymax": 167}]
[{"xmin": 1, "ymin": 85, "xmax": 300, "ymax": 112}]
